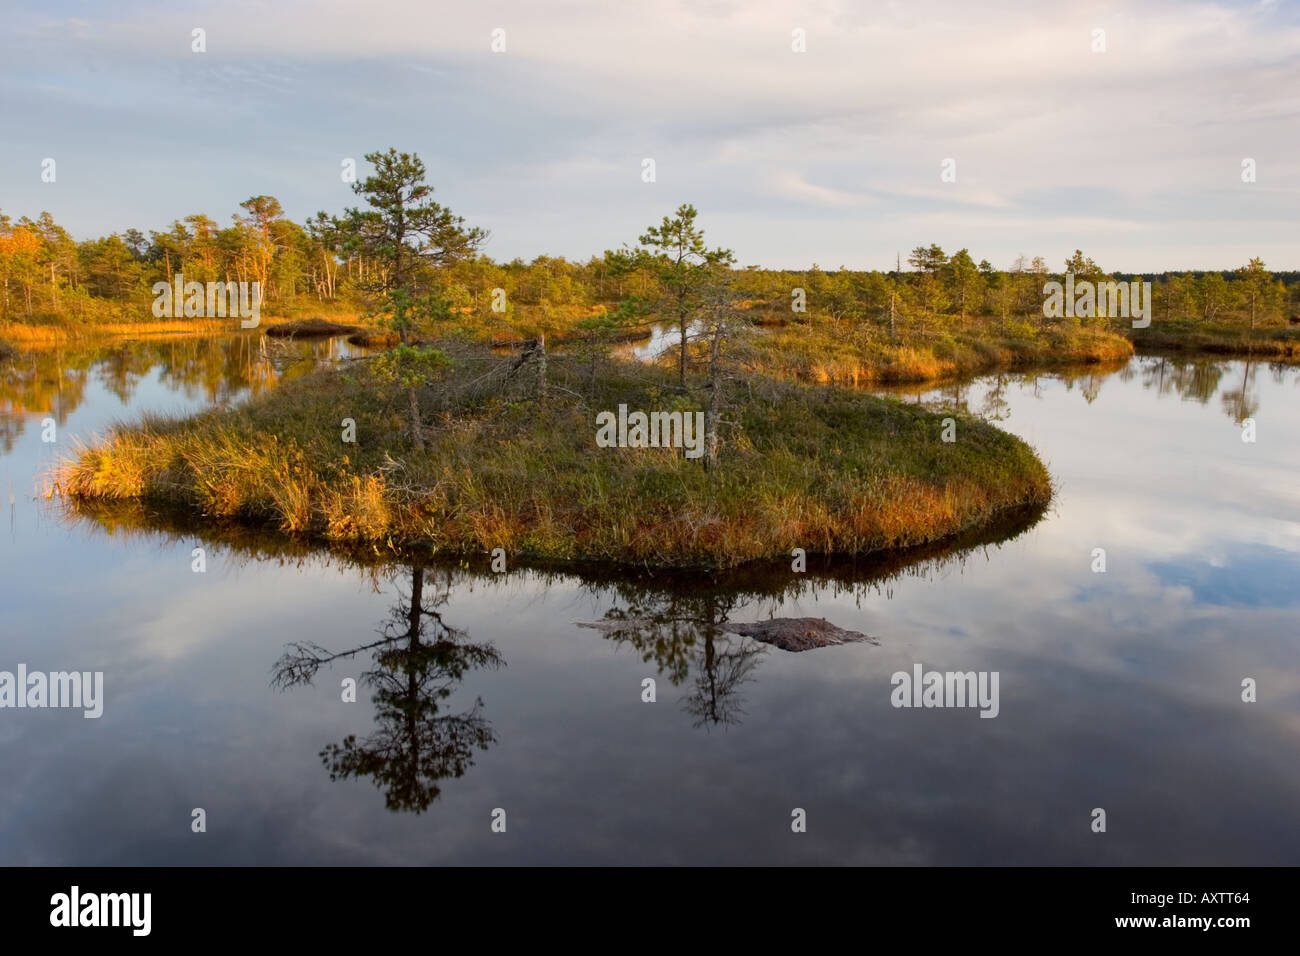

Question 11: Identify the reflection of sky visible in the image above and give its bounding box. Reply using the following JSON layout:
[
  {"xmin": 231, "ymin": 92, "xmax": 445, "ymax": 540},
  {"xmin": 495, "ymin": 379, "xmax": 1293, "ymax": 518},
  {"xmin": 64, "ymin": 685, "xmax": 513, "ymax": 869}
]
[
  {"xmin": 1148, "ymin": 544, "xmax": 1300, "ymax": 609},
  {"xmin": 0, "ymin": 350, "xmax": 1298, "ymax": 864},
  {"xmin": 626, "ymin": 320, "xmax": 700, "ymax": 362}
]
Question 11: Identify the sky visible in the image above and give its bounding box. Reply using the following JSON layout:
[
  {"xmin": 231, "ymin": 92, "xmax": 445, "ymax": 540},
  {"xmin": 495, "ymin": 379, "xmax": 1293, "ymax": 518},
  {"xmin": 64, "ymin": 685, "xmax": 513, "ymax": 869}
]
[{"xmin": 1, "ymin": 0, "xmax": 1297, "ymax": 271}]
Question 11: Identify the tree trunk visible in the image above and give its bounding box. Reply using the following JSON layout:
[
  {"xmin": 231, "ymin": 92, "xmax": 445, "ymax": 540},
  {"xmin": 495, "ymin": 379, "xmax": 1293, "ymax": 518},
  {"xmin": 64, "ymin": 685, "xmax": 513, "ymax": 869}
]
[
  {"xmin": 536, "ymin": 333, "xmax": 547, "ymax": 400},
  {"xmin": 408, "ymin": 385, "xmax": 424, "ymax": 451},
  {"xmin": 705, "ymin": 325, "xmax": 722, "ymax": 468},
  {"xmin": 679, "ymin": 314, "xmax": 688, "ymax": 389}
]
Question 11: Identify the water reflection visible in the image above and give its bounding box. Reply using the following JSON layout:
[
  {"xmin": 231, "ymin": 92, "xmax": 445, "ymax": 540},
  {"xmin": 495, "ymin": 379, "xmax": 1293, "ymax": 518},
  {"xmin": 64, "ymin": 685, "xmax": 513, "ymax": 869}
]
[
  {"xmin": 580, "ymin": 586, "xmax": 767, "ymax": 728},
  {"xmin": 0, "ymin": 335, "xmax": 365, "ymax": 452},
  {"xmin": 272, "ymin": 564, "xmax": 502, "ymax": 813},
  {"xmin": 873, "ymin": 354, "xmax": 1299, "ymax": 425},
  {"xmin": 1219, "ymin": 359, "xmax": 1262, "ymax": 424},
  {"xmin": 61, "ymin": 494, "xmax": 1044, "ymax": 816}
]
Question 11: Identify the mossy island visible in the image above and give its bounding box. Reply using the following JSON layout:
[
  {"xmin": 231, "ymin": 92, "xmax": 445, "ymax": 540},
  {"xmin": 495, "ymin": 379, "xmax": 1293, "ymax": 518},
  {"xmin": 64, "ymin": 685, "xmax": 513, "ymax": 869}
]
[{"xmin": 55, "ymin": 347, "xmax": 1051, "ymax": 569}]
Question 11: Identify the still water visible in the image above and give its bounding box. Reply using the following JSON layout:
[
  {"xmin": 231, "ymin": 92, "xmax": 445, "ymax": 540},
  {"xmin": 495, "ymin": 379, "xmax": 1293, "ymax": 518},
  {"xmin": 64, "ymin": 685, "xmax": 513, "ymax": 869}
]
[{"xmin": 1, "ymin": 336, "xmax": 1297, "ymax": 864}]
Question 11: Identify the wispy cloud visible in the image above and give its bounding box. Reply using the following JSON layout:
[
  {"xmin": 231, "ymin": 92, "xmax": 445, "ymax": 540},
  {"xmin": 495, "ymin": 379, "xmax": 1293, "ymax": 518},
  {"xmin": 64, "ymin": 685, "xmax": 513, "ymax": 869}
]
[{"xmin": 769, "ymin": 171, "xmax": 869, "ymax": 207}]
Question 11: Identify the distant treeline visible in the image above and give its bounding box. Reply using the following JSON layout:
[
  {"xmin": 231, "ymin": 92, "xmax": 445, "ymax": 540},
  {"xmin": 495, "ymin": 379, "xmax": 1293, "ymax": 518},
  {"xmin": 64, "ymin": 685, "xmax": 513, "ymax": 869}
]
[{"xmin": 1, "ymin": 202, "xmax": 1295, "ymax": 328}]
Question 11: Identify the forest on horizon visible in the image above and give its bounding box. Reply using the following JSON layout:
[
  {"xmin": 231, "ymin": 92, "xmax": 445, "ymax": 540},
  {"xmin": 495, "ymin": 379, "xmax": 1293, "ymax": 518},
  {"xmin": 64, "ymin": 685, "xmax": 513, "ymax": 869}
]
[{"xmin": 2, "ymin": 180, "xmax": 1296, "ymax": 330}]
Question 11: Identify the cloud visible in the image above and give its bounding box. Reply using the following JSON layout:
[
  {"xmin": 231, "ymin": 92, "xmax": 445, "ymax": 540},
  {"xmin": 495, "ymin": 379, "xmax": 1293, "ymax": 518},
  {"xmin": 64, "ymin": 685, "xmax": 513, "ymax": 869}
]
[
  {"xmin": 0, "ymin": 0, "xmax": 1296, "ymax": 268},
  {"xmin": 769, "ymin": 170, "xmax": 868, "ymax": 207}
]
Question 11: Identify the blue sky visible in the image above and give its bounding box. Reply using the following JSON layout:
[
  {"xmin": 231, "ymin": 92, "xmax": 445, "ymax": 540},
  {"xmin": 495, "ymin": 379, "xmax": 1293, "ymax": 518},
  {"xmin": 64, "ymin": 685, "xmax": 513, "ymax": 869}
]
[{"xmin": 1, "ymin": 0, "xmax": 1297, "ymax": 270}]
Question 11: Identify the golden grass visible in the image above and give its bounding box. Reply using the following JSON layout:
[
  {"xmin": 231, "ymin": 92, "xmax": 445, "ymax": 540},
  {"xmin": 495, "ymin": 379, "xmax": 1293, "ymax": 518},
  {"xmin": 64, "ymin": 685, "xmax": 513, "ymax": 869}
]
[
  {"xmin": 1, "ymin": 318, "xmax": 234, "ymax": 344},
  {"xmin": 747, "ymin": 318, "xmax": 1135, "ymax": 387}
]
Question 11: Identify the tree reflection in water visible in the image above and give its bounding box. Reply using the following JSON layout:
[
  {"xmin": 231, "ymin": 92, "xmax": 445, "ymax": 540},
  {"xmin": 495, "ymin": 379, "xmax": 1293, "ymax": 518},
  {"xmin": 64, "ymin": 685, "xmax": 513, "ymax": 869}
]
[
  {"xmin": 272, "ymin": 564, "xmax": 502, "ymax": 813},
  {"xmin": 580, "ymin": 585, "xmax": 766, "ymax": 729}
]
